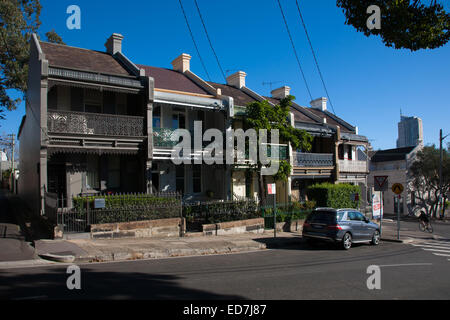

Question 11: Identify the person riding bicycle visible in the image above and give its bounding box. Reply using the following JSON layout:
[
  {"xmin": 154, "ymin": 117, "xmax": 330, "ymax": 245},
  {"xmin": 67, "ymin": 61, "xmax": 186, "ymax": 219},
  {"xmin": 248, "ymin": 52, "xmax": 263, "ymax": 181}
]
[{"xmin": 419, "ymin": 209, "xmax": 429, "ymax": 224}]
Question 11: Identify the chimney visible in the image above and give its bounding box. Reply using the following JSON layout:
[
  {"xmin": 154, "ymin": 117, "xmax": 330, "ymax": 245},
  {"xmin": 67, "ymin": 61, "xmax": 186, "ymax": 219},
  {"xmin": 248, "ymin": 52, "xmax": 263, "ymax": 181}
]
[
  {"xmin": 171, "ymin": 53, "xmax": 191, "ymax": 73},
  {"xmin": 105, "ymin": 33, "xmax": 124, "ymax": 55},
  {"xmin": 271, "ymin": 86, "xmax": 291, "ymax": 99},
  {"xmin": 310, "ymin": 97, "xmax": 327, "ymax": 111},
  {"xmin": 226, "ymin": 71, "xmax": 246, "ymax": 88}
]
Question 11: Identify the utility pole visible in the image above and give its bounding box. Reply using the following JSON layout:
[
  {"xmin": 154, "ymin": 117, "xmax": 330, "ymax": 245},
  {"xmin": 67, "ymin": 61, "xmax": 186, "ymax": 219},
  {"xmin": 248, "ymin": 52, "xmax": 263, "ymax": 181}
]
[
  {"xmin": 439, "ymin": 129, "xmax": 449, "ymax": 219},
  {"xmin": 6, "ymin": 134, "xmax": 16, "ymax": 194}
]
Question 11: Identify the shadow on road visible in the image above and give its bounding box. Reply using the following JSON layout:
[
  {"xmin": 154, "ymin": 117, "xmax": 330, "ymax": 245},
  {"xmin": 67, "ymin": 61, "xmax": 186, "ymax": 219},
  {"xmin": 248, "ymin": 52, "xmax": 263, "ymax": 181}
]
[
  {"xmin": 0, "ymin": 267, "xmax": 246, "ymax": 300},
  {"xmin": 253, "ymin": 235, "xmax": 375, "ymax": 251}
]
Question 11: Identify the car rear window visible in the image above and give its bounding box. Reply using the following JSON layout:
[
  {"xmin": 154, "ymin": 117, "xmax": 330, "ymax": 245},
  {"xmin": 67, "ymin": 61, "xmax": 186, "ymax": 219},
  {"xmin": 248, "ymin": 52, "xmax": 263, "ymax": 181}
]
[{"xmin": 307, "ymin": 211, "xmax": 338, "ymax": 224}]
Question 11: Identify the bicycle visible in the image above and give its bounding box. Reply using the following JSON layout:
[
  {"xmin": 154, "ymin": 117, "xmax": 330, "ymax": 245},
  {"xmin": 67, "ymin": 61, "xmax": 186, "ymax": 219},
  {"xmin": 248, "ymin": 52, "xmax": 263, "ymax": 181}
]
[{"xmin": 418, "ymin": 219, "xmax": 433, "ymax": 233}]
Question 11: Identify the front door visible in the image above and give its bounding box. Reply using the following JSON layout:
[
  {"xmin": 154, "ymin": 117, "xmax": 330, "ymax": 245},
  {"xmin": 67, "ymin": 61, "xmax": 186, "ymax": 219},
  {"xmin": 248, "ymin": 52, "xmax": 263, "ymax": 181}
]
[{"xmin": 47, "ymin": 164, "xmax": 67, "ymax": 207}]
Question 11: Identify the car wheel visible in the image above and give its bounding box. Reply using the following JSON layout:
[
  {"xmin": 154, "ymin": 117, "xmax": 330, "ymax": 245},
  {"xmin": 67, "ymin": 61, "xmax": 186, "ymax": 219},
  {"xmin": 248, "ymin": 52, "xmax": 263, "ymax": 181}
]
[
  {"xmin": 371, "ymin": 230, "xmax": 380, "ymax": 245},
  {"xmin": 341, "ymin": 233, "xmax": 352, "ymax": 250}
]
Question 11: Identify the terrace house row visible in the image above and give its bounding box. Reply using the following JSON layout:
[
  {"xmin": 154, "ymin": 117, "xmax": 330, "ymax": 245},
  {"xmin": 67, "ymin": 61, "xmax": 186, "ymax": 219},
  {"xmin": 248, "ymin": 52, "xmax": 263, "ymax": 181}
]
[
  {"xmin": 210, "ymin": 78, "xmax": 370, "ymax": 207},
  {"xmin": 18, "ymin": 33, "xmax": 370, "ymax": 215}
]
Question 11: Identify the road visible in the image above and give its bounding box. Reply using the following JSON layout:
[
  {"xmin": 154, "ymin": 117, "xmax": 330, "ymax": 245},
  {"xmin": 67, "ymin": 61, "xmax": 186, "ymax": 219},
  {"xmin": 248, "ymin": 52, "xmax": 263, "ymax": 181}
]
[{"xmin": 1, "ymin": 236, "xmax": 449, "ymax": 300}]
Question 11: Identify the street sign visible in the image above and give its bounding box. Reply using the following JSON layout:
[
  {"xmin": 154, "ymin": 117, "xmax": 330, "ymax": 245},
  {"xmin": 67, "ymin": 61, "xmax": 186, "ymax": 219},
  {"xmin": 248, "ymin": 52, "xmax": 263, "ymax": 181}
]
[
  {"xmin": 267, "ymin": 183, "xmax": 276, "ymax": 195},
  {"xmin": 372, "ymin": 192, "xmax": 382, "ymax": 219},
  {"xmin": 392, "ymin": 183, "xmax": 404, "ymax": 195},
  {"xmin": 374, "ymin": 176, "xmax": 388, "ymax": 192}
]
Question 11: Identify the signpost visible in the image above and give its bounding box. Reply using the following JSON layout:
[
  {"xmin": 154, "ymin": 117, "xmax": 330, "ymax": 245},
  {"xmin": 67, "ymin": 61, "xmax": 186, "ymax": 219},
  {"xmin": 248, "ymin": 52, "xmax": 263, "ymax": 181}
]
[
  {"xmin": 374, "ymin": 176, "xmax": 388, "ymax": 236},
  {"xmin": 372, "ymin": 192, "xmax": 382, "ymax": 235},
  {"xmin": 392, "ymin": 183, "xmax": 404, "ymax": 240},
  {"xmin": 268, "ymin": 183, "xmax": 276, "ymax": 238}
]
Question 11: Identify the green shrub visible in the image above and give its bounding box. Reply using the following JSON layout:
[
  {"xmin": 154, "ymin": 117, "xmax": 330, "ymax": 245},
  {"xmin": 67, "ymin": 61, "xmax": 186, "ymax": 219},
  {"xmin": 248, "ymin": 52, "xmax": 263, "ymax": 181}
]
[
  {"xmin": 306, "ymin": 183, "xmax": 361, "ymax": 209},
  {"xmin": 73, "ymin": 194, "xmax": 180, "ymax": 211}
]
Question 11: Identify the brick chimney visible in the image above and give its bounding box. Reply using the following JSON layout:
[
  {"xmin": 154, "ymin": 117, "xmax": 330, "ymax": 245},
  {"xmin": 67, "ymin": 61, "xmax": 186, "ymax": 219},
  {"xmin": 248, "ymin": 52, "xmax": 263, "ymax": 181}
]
[
  {"xmin": 105, "ymin": 33, "xmax": 124, "ymax": 55},
  {"xmin": 226, "ymin": 71, "xmax": 246, "ymax": 88},
  {"xmin": 271, "ymin": 86, "xmax": 291, "ymax": 99},
  {"xmin": 310, "ymin": 97, "xmax": 327, "ymax": 111},
  {"xmin": 171, "ymin": 53, "xmax": 191, "ymax": 73}
]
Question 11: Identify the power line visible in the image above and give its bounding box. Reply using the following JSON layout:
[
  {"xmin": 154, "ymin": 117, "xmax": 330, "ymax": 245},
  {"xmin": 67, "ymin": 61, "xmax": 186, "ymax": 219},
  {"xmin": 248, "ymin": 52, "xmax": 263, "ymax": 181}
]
[
  {"xmin": 177, "ymin": 0, "xmax": 211, "ymax": 81},
  {"xmin": 295, "ymin": 0, "xmax": 336, "ymax": 115},
  {"xmin": 194, "ymin": 0, "xmax": 227, "ymax": 82},
  {"xmin": 276, "ymin": 0, "xmax": 313, "ymax": 101}
]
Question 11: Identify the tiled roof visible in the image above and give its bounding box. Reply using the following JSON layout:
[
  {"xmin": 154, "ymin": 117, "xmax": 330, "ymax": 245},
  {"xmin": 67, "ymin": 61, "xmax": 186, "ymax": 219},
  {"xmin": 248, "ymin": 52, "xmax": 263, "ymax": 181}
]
[
  {"xmin": 139, "ymin": 65, "xmax": 209, "ymax": 95},
  {"xmin": 208, "ymin": 82, "xmax": 257, "ymax": 106},
  {"xmin": 370, "ymin": 146, "xmax": 416, "ymax": 162},
  {"xmin": 263, "ymin": 96, "xmax": 320, "ymax": 125},
  {"xmin": 39, "ymin": 41, "xmax": 132, "ymax": 76},
  {"xmin": 306, "ymin": 108, "xmax": 353, "ymax": 133}
]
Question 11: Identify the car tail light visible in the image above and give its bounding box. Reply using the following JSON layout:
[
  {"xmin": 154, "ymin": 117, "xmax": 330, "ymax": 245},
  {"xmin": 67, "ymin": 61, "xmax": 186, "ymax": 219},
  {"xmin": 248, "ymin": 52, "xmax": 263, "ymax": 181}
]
[
  {"xmin": 303, "ymin": 222, "xmax": 311, "ymax": 228},
  {"xmin": 327, "ymin": 225, "xmax": 342, "ymax": 230}
]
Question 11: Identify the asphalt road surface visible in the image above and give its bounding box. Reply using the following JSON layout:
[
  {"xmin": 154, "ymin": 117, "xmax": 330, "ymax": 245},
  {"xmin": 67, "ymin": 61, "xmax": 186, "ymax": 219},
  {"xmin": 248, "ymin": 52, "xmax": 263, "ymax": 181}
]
[{"xmin": 1, "ymin": 237, "xmax": 449, "ymax": 300}]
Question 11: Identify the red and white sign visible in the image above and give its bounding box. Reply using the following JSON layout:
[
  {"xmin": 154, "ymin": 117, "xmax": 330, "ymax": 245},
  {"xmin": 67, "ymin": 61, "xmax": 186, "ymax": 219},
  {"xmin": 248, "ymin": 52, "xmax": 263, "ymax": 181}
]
[
  {"xmin": 267, "ymin": 183, "xmax": 276, "ymax": 195},
  {"xmin": 372, "ymin": 192, "xmax": 382, "ymax": 219},
  {"xmin": 374, "ymin": 176, "xmax": 388, "ymax": 192}
]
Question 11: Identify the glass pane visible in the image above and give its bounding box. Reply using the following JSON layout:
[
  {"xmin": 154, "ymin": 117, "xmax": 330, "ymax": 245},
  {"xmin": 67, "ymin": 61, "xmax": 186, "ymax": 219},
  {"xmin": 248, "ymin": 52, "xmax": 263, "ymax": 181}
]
[{"xmin": 86, "ymin": 156, "xmax": 99, "ymax": 189}]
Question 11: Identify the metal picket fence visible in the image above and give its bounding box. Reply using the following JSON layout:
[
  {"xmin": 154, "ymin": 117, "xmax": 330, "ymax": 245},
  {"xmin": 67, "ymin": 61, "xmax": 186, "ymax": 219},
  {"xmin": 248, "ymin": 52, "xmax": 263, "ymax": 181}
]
[{"xmin": 53, "ymin": 192, "xmax": 182, "ymax": 233}]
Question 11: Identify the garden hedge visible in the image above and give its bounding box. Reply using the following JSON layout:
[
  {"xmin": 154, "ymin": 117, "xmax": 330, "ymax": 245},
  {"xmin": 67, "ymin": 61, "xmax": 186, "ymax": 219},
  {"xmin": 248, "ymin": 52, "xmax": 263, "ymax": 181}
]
[{"xmin": 306, "ymin": 183, "xmax": 361, "ymax": 209}]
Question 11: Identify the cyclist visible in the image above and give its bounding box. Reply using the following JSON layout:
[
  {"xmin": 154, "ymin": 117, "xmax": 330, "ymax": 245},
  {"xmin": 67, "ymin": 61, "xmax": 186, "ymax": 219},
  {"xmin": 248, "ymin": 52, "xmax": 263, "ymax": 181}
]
[{"xmin": 418, "ymin": 209, "xmax": 429, "ymax": 227}]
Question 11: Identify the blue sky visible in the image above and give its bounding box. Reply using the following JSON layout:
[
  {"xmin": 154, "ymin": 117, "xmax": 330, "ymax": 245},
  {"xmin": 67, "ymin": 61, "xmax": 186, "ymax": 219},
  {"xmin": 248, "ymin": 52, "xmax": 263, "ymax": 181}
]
[{"xmin": 1, "ymin": 0, "xmax": 449, "ymax": 150}]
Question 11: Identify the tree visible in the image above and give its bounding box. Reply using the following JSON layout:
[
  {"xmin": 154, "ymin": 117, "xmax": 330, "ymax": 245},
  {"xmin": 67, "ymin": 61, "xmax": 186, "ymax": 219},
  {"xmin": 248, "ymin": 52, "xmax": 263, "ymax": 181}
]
[
  {"xmin": 242, "ymin": 96, "xmax": 313, "ymax": 203},
  {"xmin": 409, "ymin": 146, "xmax": 449, "ymax": 218},
  {"xmin": 0, "ymin": 0, "xmax": 64, "ymax": 123},
  {"xmin": 336, "ymin": 0, "xmax": 450, "ymax": 51}
]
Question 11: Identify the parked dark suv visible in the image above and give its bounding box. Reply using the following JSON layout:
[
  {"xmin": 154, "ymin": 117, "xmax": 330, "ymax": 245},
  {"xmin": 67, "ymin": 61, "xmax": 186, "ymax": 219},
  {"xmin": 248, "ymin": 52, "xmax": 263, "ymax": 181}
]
[{"xmin": 302, "ymin": 208, "xmax": 381, "ymax": 250}]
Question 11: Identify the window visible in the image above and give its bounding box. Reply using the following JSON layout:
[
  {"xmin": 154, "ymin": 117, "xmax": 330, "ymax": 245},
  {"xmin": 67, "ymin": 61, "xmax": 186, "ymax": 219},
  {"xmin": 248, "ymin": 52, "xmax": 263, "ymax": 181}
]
[
  {"xmin": 151, "ymin": 163, "xmax": 160, "ymax": 192},
  {"xmin": 70, "ymin": 87, "xmax": 84, "ymax": 112},
  {"xmin": 245, "ymin": 172, "xmax": 252, "ymax": 198},
  {"xmin": 84, "ymin": 89, "xmax": 102, "ymax": 113},
  {"xmin": 193, "ymin": 165, "xmax": 201, "ymax": 193},
  {"xmin": 172, "ymin": 113, "xmax": 186, "ymax": 129},
  {"xmin": 348, "ymin": 211, "xmax": 364, "ymax": 221},
  {"xmin": 86, "ymin": 155, "xmax": 99, "ymax": 190},
  {"xmin": 48, "ymin": 86, "xmax": 57, "ymax": 109},
  {"xmin": 338, "ymin": 144, "xmax": 344, "ymax": 160},
  {"xmin": 153, "ymin": 106, "xmax": 161, "ymax": 128},
  {"xmin": 108, "ymin": 156, "xmax": 121, "ymax": 189},
  {"xmin": 176, "ymin": 165, "xmax": 185, "ymax": 194}
]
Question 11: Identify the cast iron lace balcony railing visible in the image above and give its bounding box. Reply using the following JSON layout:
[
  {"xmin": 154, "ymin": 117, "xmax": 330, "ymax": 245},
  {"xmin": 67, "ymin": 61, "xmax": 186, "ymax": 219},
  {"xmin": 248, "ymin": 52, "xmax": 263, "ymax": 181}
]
[
  {"xmin": 47, "ymin": 110, "xmax": 144, "ymax": 137},
  {"xmin": 293, "ymin": 152, "xmax": 334, "ymax": 167}
]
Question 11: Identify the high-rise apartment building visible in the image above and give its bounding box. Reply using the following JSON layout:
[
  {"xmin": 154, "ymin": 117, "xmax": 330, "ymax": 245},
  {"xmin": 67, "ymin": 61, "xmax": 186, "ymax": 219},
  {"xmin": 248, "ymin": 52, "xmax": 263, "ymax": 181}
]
[{"xmin": 396, "ymin": 115, "xmax": 423, "ymax": 148}]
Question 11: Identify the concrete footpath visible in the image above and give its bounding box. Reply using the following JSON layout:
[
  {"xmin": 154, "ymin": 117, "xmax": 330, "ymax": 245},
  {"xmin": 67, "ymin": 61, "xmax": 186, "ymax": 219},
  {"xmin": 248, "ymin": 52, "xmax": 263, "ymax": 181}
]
[
  {"xmin": 34, "ymin": 231, "xmax": 304, "ymax": 264},
  {"xmin": 2, "ymin": 218, "xmax": 446, "ymax": 268},
  {"xmin": 32, "ymin": 221, "xmax": 431, "ymax": 264}
]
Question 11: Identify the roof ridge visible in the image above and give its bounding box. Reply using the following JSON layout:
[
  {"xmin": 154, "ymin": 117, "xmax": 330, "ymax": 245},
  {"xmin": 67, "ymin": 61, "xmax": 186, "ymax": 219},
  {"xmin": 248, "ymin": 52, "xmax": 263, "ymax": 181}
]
[{"xmin": 39, "ymin": 40, "xmax": 111, "ymax": 56}]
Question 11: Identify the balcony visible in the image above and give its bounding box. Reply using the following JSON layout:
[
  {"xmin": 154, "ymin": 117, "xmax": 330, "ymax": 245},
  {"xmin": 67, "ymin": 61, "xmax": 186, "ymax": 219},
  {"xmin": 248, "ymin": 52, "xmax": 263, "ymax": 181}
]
[
  {"xmin": 47, "ymin": 110, "xmax": 144, "ymax": 137},
  {"xmin": 338, "ymin": 160, "xmax": 367, "ymax": 173},
  {"xmin": 153, "ymin": 127, "xmax": 179, "ymax": 148},
  {"xmin": 293, "ymin": 152, "xmax": 334, "ymax": 167}
]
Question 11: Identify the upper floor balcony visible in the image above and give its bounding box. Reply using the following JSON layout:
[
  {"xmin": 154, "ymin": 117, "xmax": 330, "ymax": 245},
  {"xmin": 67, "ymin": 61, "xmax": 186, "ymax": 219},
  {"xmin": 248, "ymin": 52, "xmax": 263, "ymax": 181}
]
[
  {"xmin": 47, "ymin": 109, "xmax": 145, "ymax": 137},
  {"xmin": 293, "ymin": 152, "xmax": 334, "ymax": 168},
  {"xmin": 152, "ymin": 127, "xmax": 289, "ymax": 162},
  {"xmin": 338, "ymin": 159, "xmax": 368, "ymax": 173}
]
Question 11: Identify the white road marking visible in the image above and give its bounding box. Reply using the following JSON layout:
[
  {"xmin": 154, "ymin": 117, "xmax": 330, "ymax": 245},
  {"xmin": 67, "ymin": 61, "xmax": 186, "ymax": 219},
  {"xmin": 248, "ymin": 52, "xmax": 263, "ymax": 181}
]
[
  {"xmin": 378, "ymin": 263, "xmax": 433, "ymax": 268},
  {"xmin": 411, "ymin": 244, "xmax": 450, "ymax": 250},
  {"xmin": 422, "ymin": 248, "xmax": 450, "ymax": 253},
  {"xmin": 432, "ymin": 253, "xmax": 450, "ymax": 257}
]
